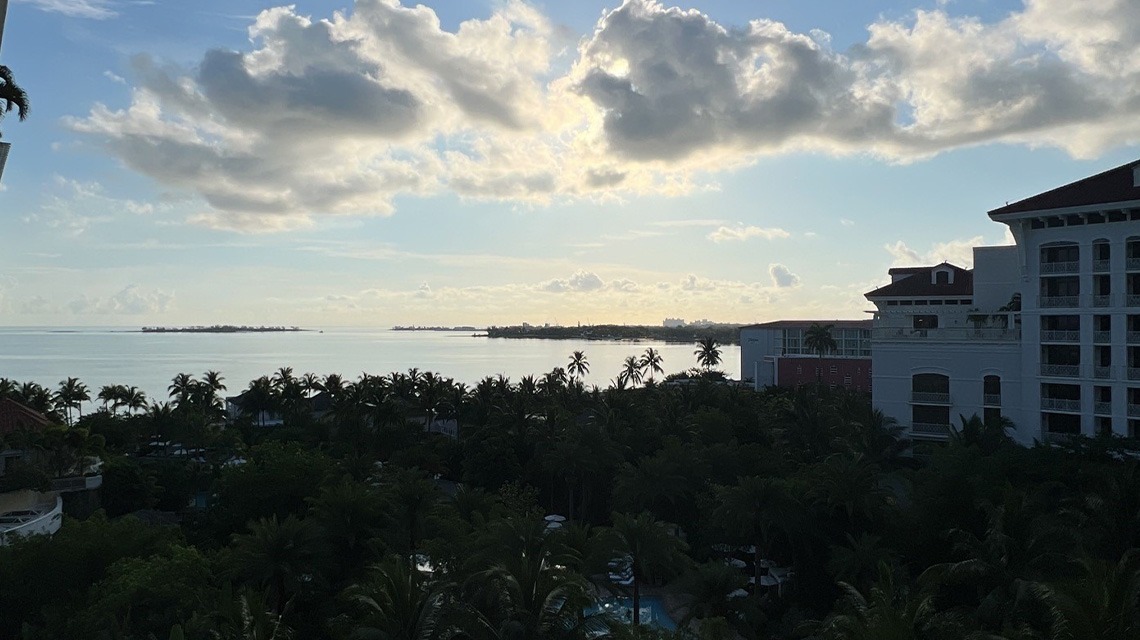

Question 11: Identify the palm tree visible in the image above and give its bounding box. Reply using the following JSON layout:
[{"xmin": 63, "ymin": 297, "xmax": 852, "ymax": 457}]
[
  {"xmin": 608, "ymin": 512, "xmax": 689, "ymax": 626},
  {"xmin": 97, "ymin": 384, "xmax": 124, "ymax": 413},
  {"xmin": 712, "ymin": 476, "xmax": 807, "ymax": 589},
  {"xmin": 343, "ymin": 558, "xmax": 450, "ymax": 640},
  {"xmin": 676, "ymin": 561, "xmax": 747, "ymax": 629},
  {"xmin": 568, "ymin": 351, "xmax": 590, "ymax": 380},
  {"xmin": 168, "ymin": 373, "xmax": 196, "ymax": 406},
  {"xmin": 271, "ymin": 367, "xmax": 294, "ymax": 393},
  {"xmin": 639, "ymin": 348, "xmax": 664, "ymax": 383},
  {"xmin": 203, "ymin": 370, "xmax": 227, "ymax": 394},
  {"xmin": 123, "ymin": 386, "xmax": 148, "ymax": 414},
  {"xmin": 228, "ymin": 514, "xmax": 329, "ymax": 615},
  {"xmin": 55, "ymin": 377, "xmax": 90, "ymax": 426},
  {"xmin": 694, "ymin": 337, "xmax": 722, "ymax": 371},
  {"xmin": 804, "ymin": 323, "xmax": 837, "ymax": 381},
  {"xmin": 619, "ymin": 356, "xmax": 644, "ymax": 388},
  {"xmin": 0, "ymin": 65, "xmax": 30, "ymax": 138}
]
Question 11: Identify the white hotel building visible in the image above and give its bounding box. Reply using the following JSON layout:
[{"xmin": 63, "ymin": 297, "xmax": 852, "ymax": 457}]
[{"xmin": 868, "ymin": 159, "xmax": 1140, "ymax": 445}]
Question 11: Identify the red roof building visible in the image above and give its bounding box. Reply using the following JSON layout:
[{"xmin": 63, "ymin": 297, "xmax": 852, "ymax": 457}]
[{"xmin": 0, "ymin": 398, "xmax": 52, "ymax": 437}]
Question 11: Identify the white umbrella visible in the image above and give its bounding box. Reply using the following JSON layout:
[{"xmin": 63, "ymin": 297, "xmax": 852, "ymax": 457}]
[{"xmin": 544, "ymin": 514, "xmax": 567, "ymax": 522}]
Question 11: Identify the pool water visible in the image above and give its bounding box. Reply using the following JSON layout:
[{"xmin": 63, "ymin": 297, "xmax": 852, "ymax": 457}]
[{"xmin": 590, "ymin": 596, "xmax": 678, "ymax": 630}]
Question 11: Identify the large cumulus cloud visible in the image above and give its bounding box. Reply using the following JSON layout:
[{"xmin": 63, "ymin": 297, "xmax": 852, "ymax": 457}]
[{"xmin": 69, "ymin": 0, "xmax": 1140, "ymax": 230}]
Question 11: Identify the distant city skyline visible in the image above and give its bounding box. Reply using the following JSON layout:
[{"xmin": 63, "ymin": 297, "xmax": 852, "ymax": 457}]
[{"xmin": 1, "ymin": 0, "xmax": 1138, "ymax": 327}]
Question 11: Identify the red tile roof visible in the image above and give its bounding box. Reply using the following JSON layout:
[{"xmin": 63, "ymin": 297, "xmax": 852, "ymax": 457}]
[
  {"xmin": 0, "ymin": 398, "xmax": 53, "ymax": 436},
  {"xmin": 989, "ymin": 159, "xmax": 1140, "ymax": 216},
  {"xmin": 741, "ymin": 319, "xmax": 872, "ymax": 330},
  {"xmin": 865, "ymin": 263, "xmax": 973, "ymax": 298}
]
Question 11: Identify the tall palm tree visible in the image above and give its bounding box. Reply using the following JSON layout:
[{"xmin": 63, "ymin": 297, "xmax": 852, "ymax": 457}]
[
  {"xmin": 568, "ymin": 351, "xmax": 590, "ymax": 380},
  {"xmin": 123, "ymin": 386, "xmax": 148, "ymax": 414},
  {"xmin": 694, "ymin": 337, "xmax": 722, "ymax": 372},
  {"xmin": 0, "ymin": 65, "xmax": 30, "ymax": 138},
  {"xmin": 168, "ymin": 373, "xmax": 196, "ymax": 406},
  {"xmin": 55, "ymin": 377, "xmax": 90, "ymax": 426},
  {"xmin": 639, "ymin": 348, "xmax": 664, "ymax": 383},
  {"xmin": 97, "ymin": 384, "xmax": 124, "ymax": 413},
  {"xmin": 203, "ymin": 370, "xmax": 227, "ymax": 394},
  {"xmin": 804, "ymin": 323, "xmax": 838, "ymax": 381},
  {"xmin": 619, "ymin": 356, "xmax": 644, "ymax": 388},
  {"xmin": 608, "ymin": 511, "xmax": 689, "ymax": 626}
]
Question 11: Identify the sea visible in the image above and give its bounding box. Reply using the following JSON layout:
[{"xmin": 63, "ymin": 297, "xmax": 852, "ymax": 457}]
[{"xmin": 0, "ymin": 326, "xmax": 741, "ymax": 403}]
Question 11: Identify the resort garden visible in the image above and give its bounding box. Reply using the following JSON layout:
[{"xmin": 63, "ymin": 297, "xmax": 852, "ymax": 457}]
[{"xmin": 1, "ymin": 344, "xmax": 1140, "ymax": 639}]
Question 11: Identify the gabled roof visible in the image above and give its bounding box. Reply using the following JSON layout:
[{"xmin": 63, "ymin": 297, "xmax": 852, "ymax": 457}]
[
  {"xmin": 865, "ymin": 263, "xmax": 973, "ymax": 299},
  {"xmin": 741, "ymin": 320, "xmax": 872, "ymax": 331},
  {"xmin": 989, "ymin": 159, "xmax": 1140, "ymax": 217},
  {"xmin": 0, "ymin": 398, "xmax": 53, "ymax": 436}
]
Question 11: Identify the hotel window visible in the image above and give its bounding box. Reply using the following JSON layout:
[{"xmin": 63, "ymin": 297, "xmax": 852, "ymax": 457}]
[
  {"xmin": 843, "ymin": 376, "xmax": 852, "ymax": 386},
  {"xmin": 830, "ymin": 366, "xmax": 838, "ymax": 375}
]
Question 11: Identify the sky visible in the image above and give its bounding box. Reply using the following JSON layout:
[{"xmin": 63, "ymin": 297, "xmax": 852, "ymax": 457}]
[{"xmin": 1, "ymin": 0, "xmax": 1139, "ymax": 328}]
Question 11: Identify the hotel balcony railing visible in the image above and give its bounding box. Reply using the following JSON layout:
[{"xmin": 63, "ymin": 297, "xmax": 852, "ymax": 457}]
[
  {"xmin": 911, "ymin": 391, "xmax": 951, "ymax": 405},
  {"xmin": 1094, "ymin": 330, "xmax": 1112, "ymax": 343},
  {"xmin": 983, "ymin": 393, "xmax": 1002, "ymax": 407},
  {"xmin": 1129, "ymin": 295, "xmax": 1140, "ymax": 307},
  {"xmin": 1094, "ymin": 366, "xmax": 1114, "ymax": 379},
  {"xmin": 1130, "ymin": 368, "xmax": 1140, "ymax": 381},
  {"xmin": 872, "ymin": 327, "xmax": 1020, "ymax": 341},
  {"xmin": 1042, "ymin": 398, "xmax": 1082, "ymax": 412},
  {"xmin": 1093, "ymin": 259, "xmax": 1111, "ymax": 273},
  {"xmin": 1041, "ymin": 363, "xmax": 1081, "ymax": 378},
  {"xmin": 911, "ymin": 422, "xmax": 951, "ymax": 436},
  {"xmin": 1093, "ymin": 294, "xmax": 1114, "ymax": 307},
  {"xmin": 49, "ymin": 474, "xmax": 103, "ymax": 493},
  {"xmin": 1130, "ymin": 331, "xmax": 1140, "ymax": 344},
  {"xmin": 1131, "ymin": 404, "xmax": 1140, "ymax": 418},
  {"xmin": 1042, "ymin": 431, "xmax": 1077, "ymax": 444},
  {"xmin": 1095, "ymin": 401, "xmax": 1113, "ymax": 415},
  {"xmin": 1041, "ymin": 330, "xmax": 1080, "ymax": 342},
  {"xmin": 1039, "ymin": 295, "xmax": 1080, "ymax": 308},
  {"xmin": 1128, "ymin": 257, "xmax": 1140, "ymax": 271},
  {"xmin": 1040, "ymin": 261, "xmax": 1080, "ymax": 274}
]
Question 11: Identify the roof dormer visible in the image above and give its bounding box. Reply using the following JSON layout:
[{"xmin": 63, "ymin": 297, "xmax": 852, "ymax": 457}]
[{"xmin": 931, "ymin": 263, "xmax": 954, "ymax": 285}]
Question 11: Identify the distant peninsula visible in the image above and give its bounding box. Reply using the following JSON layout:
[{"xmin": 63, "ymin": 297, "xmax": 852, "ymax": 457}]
[
  {"xmin": 140, "ymin": 325, "xmax": 308, "ymax": 334},
  {"xmin": 485, "ymin": 324, "xmax": 742, "ymax": 345}
]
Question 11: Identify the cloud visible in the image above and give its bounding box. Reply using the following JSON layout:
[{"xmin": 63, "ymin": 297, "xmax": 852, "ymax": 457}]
[
  {"xmin": 651, "ymin": 218, "xmax": 725, "ymax": 228},
  {"xmin": 68, "ymin": 284, "xmax": 174, "ymax": 315},
  {"xmin": 16, "ymin": 0, "xmax": 117, "ymax": 18},
  {"xmin": 885, "ymin": 235, "xmax": 987, "ymax": 267},
  {"xmin": 840, "ymin": 218, "xmax": 855, "ymax": 227},
  {"xmin": 541, "ymin": 270, "xmax": 605, "ymax": 293},
  {"xmin": 103, "ymin": 70, "xmax": 127, "ymax": 84},
  {"xmin": 707, "ymin": 225, "xmax": 791, "ymax": 243},
  {"xmin": 768, "ymin": 263, "xmax": 801, "ymax": 288},
  {"xmin": 68, "ymin": 0, "xmax": 1140, "ymax": 230}
]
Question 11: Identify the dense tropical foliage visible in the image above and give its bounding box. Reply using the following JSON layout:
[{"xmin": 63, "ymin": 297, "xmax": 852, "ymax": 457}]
[{"xmin": 2, "ymin": 341, "xmax": 1140, "ymax": 639}]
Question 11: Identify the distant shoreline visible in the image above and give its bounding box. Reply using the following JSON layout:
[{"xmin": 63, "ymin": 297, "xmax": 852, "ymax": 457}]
[
  {"xmin": 391, "ymin": 325, "xmax": 484, "ymax": 332},
  {"xmin": 139, "ymin": 325, "xmax": 310, "ymax": 334},
  {"xmin": 485, "ymin": 324, "xmax": 742, "ymax": 345}
]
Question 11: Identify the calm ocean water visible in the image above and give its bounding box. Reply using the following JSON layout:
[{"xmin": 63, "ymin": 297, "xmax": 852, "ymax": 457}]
[{"xmin": 0, "ymin": 327, "xmax": 740, "ymax": 403}]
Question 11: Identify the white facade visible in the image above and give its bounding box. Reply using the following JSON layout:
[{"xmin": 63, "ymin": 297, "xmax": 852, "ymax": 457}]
[
  {"xmin": 869, "ymin": 160, "xmax": 1140, "ymax": 445},
  {"xmin": 740, "ymin": 321, "xmax": 872, "ymax": 390}
]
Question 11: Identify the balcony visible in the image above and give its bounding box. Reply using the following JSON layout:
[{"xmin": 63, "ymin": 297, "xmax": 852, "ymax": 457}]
[
  {"xmin": 1040, "ymin": 261, "xmax": 1079, "ymax": 274},
  {"xmin": 1040, "ymin": 330, "xmax": 1080, "ymax": 342},
  {"xmin": 1129, "ymin": 331, "xmax": 1140, "ymax": 344},
  {"xmin": 1094, "ymin": 366, "xmax": 1115, "ymax": 379},
  {"xmin": 911, "ymin": 391, "xmax": 951, "ymax": 405},
  {"xmin": 1039, "ymin": 295, "xmax": 1080, "ymax": 308},
  {"xmin": 1094, "ymin": 330, "xmax": 1112, "ymax": 343},
  {"xmin": 1131, "ymin": 368, "xmax": 1140, "ymax": 381},
  {"xmin": 1093, "ymin": 294, "xmax": 1114, "ymax": 307},
  {"xmin": 1042, "ymin": 431, "xmax": 1078, "ymax": 444},
  {"xmin": 872, "ymin": 327, "xmax": 1020, "ymax": 342},
  {"xmin": 49, "ymin": 474, "xmax": 103, "ymax": 492},
  {"xmin": 1129, "ymin": 295, "xmax": 1140, "ymax": 307},
  {"xmin": 1041, "ymin": 398, "xmax": 1082, "ymax": 412},
  {"xmin": 1128, "ymin": 257, "xmax": 1140, "ymax": 271},
  {"xmin": 983, "ymin": 393, "xmax": 1002, "ymax": 407},
  {"xmin": 1093, "ymin": 259, "xmax": 1111, "ymax": 273},
  {"xmin": 1041, "ymin": 364, "xmax": 1081, "ymax": 378},
  {"xmin": 1095, "ymin": 401, "xmax": 1113, "ymax": 415},
  {"xmin": 1131, "ymin": 404, "xmax": 1140, "ymax": 418},
  {"xmin": 0, "ymin": 497, "xmax": 63, "ymax": 546},
  {"xmin": 911, "ymin": 422, "xmax": 951, "ymax": 437}
]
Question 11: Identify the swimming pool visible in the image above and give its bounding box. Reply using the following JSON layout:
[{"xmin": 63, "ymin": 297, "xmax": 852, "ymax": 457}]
[{"xmin": 591, "ymin": 596, "xmax": 678, "ymax": 630}]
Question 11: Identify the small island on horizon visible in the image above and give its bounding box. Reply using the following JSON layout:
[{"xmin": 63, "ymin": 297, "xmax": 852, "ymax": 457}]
[
  {"xmin": 485, "ymin": 323, "xmax": 743, "ymax": 344},
  {"xmin": 140, "ymin": 325, "xmax": 309, "ymax": 334}
]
